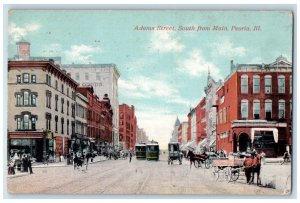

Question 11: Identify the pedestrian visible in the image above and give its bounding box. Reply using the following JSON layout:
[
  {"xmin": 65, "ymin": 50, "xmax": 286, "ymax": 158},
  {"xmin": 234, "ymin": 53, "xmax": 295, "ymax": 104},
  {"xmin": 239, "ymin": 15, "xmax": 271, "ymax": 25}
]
[
  {"xmin": 22, "ymin": 154, "xmax": 28, "ymax": 172},
  {"xmin": 27, "ymin": 154, "xmax": 33, "ymax": 174},
  {"xmin": 283, "ymin": 150, "xmax": 290, "ymax": 163},
  {"xmin": 8, "ymin": 159, "xmax": 15, "ymax": 175},
  {"xmin": 129, "ymin": 151, "xmax": 132, "ymax": 163}
]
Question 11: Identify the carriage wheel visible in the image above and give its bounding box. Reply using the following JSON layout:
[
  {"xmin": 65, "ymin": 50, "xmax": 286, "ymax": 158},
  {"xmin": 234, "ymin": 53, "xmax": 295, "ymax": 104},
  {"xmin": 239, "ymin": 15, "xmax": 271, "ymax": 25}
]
[
  {"xmin": 205, "ymin": 160, "xmax": 211, "ymax": 169},
  {"xmin": 194, "ymin": 161, "xmax": 200, "ymax": 168},
  {"xmin": 213, "ymin": 171, "xmax": 219, "ymax": 181},
  {"xmin": 230, "ymin": 168, "xmax": 240, "ymax": 182}
]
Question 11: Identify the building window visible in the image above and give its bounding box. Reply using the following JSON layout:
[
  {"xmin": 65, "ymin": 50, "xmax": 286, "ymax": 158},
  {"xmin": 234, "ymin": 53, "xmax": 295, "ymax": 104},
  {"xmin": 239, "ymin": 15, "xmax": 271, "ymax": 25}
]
[
  {"xmin": 16, "ymin": 94, "xmax": 22, "ymax": 106},
  {"xmin": 45, "ymin": 113, "xmax": 52, "ymax": 130},
  {"xmin": 61, "ymin": 84, "xmax": 64, "ymax": 93},
  {"xmin": 85, "ymin": 72, "xmax": 89, "ymax": 80},
  {"xmin": 32, "ymin": 117, "xmax": 36, "ymax": 130},
  {"xmin": 290, "ymin": 75, "xmax": 292, "ymax": 94},
  {"xmin": 23, "ymin": 73, "xmax": 29, "ymax": 83},
  {"xmin": 264, "ymin": 75, "xmax": 272, "ymax": 94},
  {"xmin": 67, "ymin": 119, "xmax": 69, "ymax": 135},
  {"xmin": 55, "ymin": 95, "xmax": 58, "ymax": 111},
  {"xmin": 219, "ymin": 110, "xmax": 223, "ymax": 124},
  {"xmin": 31, "ymin": 94, "xmax": 37, "ymax": 106},
  {"xmin": 223, "ymin": 107, "xmax": 226, "ymax": 123},
  {"xmin": 23, "ymin": 114, "xmax": 30, "ymax": 130},
  {"xmin": 16, "ymin": 117, "xmax": 21, "ymax": 130},
  {"xmin": 46, "ymin": 74, "xmax": 51, "ymax": 86},
  {"xmin": 71, "ymin": 103, "xmax": 75, "ymax": 118},
  {"xmin": 278, "ymin": 100, "xmax": 285, "ymax": 119},
  {"xmin": 55, "ymin": 80, "xmax": 58, "ymax": 89},
  {"xmin": 17, "ymin": 75, "xmax": 21, "ymax": 83},
  {"xmin": 278, "ymin": 75, "xmax": 285, "ymax": 93},
  {"xmin": 96, "ymin": 72, "xmax": 101, "ymax": 80},
  {"xmin": 253, "ymin": 100, "xmax": 260, "ymax": 119},
  {"xmin": 31, "ymin": 75, "xmax": 36, "ymax": 83},
  {"xmin": 265, "ymin": 100, "xmax": 272, "ymax": 120},
  {"xmin": 67, "ymin": 88, "xmax": 69, "ymax": 97},
  {"xmin": 46, "ymin": 91, "xmax": 52, "ymax": 108},
  {"xmin": 253, "ymin": 75, "xmax": 260, "ymax": 93},
  {"xmin": 241, "ymin": 99, "xmax": 248, "ymax": 119},
  {"xmin": 67, "ymin": 101, "xmax": 69, "ymax": 116},
  {"xmin": 61, "ymin": 118, "xmax": 64, "ymax": 134},
  {"xmin": 23, "ymin": 91, "xmax": 30, "ymax": 106},
  {"xmin": 61, "ymin": 98, "xmax": 64, "ymax": 113},
  {"xmin": 55, "ymin": 116, "xmax": 58, "ymax": 132},
  {"xmin": 241, "ymin": 75, "xmax": 248, "ymax": 94},
  {"xmin": 76, "ymin": 73, "xmax": 80, "ymax": 80}
]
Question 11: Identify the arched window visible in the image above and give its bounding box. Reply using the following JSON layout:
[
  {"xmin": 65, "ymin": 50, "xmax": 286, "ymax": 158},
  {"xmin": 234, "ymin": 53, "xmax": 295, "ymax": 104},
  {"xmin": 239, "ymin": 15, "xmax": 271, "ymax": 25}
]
[
  {"xmin": 264, "ymin": 75, "xmax": 272, "ymax": 94},
  {"xmin": 253, "ymin": 100, "xmax": 260, "ymax": 119},
  {"xmin": 23, "ymin": 114, "xmax": 30, "ymax": 130},
  {"xmin": 241, "ymin": 75, "xmax": 248, "ymax": 94},
  {"xmin": 241, "ymin": 99, "xmax": 248, "ymax": 119},
  {"xmin": 253, "ymin": 75, "xmax": 260, "ymax": 93},
  {"xmin": 278, "ymin": 75, "xmax": 285, "ymax": 93},
  {"xmin": 278, "ymin": 99, "xmax": 285, "ymax": 119},
  {"xmin": 265, "ymin": 99, "xmax": 272, "ymax": 120}
]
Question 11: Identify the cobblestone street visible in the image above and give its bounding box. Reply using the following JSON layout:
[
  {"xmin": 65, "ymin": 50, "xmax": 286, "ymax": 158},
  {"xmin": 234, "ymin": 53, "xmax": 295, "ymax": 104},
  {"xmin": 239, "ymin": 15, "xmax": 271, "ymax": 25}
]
[{"xmin": 6, "ymin": 154, "xmax": 290, "ymax": 195}]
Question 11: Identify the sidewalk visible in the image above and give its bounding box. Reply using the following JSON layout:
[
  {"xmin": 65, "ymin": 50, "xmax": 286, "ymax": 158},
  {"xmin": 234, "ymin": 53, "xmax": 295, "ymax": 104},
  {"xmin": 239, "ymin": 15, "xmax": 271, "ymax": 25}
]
[
  {"xmin": 7, "ymin": 155, "xmax": 108, "ymax": 178},
  {"xmin": 260, "ymin": 158, "xmax": 291, "ymax": 194}
]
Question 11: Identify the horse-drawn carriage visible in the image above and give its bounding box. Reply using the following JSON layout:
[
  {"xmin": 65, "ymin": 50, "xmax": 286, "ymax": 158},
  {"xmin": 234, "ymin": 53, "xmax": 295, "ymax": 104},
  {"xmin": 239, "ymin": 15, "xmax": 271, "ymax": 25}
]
[
  {"xmin": 212, "ymin": 157, "xmax": 244, "ymax": 182},
  {"xmin": 168, "ymin": 142, "xmax": 182, "ymax": 165}
]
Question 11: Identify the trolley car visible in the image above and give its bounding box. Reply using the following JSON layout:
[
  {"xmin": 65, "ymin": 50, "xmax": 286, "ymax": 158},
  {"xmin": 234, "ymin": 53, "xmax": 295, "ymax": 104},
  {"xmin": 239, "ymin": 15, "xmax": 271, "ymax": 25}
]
[
  {"xmin": 135, "ymin": 143, "xmax": 146, "ymax": 160},
  {"xmin": 146, "ymin": 141, "xmax": 160, "ymax": 161}
]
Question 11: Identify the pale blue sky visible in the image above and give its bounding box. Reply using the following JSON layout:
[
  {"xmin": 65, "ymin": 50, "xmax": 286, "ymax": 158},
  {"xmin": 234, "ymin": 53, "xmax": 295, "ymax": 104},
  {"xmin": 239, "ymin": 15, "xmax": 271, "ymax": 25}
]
[{"xmin": 8, "ymin": 10, "xmax": 293, "ymax": 148}]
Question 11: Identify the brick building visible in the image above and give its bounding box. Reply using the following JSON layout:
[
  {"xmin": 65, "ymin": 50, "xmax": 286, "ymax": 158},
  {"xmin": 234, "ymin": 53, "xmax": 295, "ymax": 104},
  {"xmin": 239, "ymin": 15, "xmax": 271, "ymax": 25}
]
[
  {"xmin": 119, "ymin": 104, "xmax": 137, "ymax": 150},
  {"xmin": 178, "ymin": 123, "xmax": 182, "ymax": 144},
  {"xmin": 216, "ymin": 56, "xmax": 292, "ymax": 157}
]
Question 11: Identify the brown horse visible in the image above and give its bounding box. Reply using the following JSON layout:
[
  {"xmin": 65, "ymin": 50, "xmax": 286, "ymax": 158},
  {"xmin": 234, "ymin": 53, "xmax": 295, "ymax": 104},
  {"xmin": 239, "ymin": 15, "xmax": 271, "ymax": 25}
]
[
  {"xmin": 187, "ymin": 150, "xmax": 208, "ymax": 168},
  {"xmin": 243, "ymin": 155, "xmax": 261, "ymax": 185}
]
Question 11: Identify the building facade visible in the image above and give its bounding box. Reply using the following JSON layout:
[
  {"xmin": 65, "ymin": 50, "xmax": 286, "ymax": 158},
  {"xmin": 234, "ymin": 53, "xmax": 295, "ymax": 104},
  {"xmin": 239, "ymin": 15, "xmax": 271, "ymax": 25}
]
[
  {"xmin": 178, "ymin": 123, "xmax": 182, "ymax": 144},
  {"xmin": 136, "ymin": 127, "xmax": 149, "ymax": 144},
  {"xmin": 62, "ymin": 64, "xmax": 120, "ymax": 148},
  {"xmin": 119, "ymin": 104, "xmax": 137, "ymax": 150},
  {"xmin": 170, "ymin": 117, "xmax": 180, "ymax": 143},
  {"xmin": 181, "ymin": 122, "xmax": 188, "ymax": 145},
  {"xmin": 8, "ymin": 60, "xmax": 78, "ymax": 161},
  {"xmin": 216, "ymin": 56, "xmax": 292, "ymax": 157}
]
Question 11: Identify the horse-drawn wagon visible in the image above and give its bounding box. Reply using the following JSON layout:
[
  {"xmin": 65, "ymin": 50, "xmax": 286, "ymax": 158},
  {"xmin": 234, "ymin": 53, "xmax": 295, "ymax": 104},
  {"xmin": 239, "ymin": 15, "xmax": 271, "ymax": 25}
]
[
  {"xmin": 212, "ymin": 157, "xmax": 244, "ymax": 182},
  {"xmin": 168, "ymin": 142, "xmax": 182, "ymax": 165}
]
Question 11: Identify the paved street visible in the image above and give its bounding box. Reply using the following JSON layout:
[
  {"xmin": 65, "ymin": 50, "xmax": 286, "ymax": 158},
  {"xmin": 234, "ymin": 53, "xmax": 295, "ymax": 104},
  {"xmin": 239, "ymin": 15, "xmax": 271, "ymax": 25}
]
[{"xmin": 7, "ymin": 154, "xmax": 289, "ymax": 195}]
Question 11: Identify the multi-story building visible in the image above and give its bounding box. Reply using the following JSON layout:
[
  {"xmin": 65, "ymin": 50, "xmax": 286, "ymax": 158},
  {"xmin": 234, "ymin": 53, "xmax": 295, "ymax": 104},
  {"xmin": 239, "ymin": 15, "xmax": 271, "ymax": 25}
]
[
  {"xmin": 62, "ymin": 64, "xmax": 120, "ymax": 149},
  {"xmin": 136, "ymin": 127, "xmax": 148, "ymax": 144},
  {"xmin": 119, "ymin": 104, "xmax": 137, "ymax": 150},
  {"xmin": 216, "ymin": 56, "xmax": 292, "ymax": 157},
  {"xmin": 8, "ymin": 60, "xmax": 78, "ymax": 161},
  {"xmin": 196, "ymin": 98, "xmax": 207, "ymax": 144},
  {"xmin": 181, "ymin": 122, "xmax": 188, "ymax": 145},
  {"xmin": 99, "ymin": 94, "xmax": 113, "ymax": 145},
  {"xmin": 178, "ymin": 123, "xmax": 182, "ymax": 144},
  {"xmin": 170, "ymin": 117, "xmax": 180, "ymax": 143},
  {"xmin": 204, "ymin": 71, "xmax": 222, "ymax": 151}
]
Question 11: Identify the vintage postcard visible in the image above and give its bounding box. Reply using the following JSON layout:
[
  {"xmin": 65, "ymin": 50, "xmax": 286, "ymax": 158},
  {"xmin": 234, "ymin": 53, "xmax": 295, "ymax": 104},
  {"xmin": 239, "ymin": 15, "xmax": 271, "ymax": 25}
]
[{"xmin": 6, "ymin": 10, "xmax": 293, "ymax": 196}]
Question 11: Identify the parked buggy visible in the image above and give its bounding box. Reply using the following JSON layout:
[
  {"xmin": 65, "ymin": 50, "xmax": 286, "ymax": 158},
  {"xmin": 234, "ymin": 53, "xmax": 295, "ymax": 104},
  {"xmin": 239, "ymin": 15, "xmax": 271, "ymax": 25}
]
[
  {"xmin": 168, "ymin": 142, "xmax": 182, "ymax": 165},
  {"xmin": 212, "ymin": 157, "xmax": 244, "ymax": 182}
]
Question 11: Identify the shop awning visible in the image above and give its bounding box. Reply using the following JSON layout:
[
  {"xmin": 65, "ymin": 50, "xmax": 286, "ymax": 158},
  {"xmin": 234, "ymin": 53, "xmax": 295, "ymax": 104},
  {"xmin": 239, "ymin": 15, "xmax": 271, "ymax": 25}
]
[
  {"xmin": 198, "ymin": 138, "xmax": 207, "ymax": 148},
  {"xmin": 250, "ymin": 128, "xmax": 278, "ymax": 143},
  {"xmin": 209, "ymin": 137, "xmax": 216, "ymax": 147}
]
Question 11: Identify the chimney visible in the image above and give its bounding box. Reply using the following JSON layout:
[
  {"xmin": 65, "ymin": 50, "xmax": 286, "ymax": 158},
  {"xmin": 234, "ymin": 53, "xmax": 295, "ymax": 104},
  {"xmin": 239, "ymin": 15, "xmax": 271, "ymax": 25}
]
[
  {"xmin": 16, "ymin": 39, "xmax": 30, "ymax": 60},
  {"xmin": 230, "ymin": 60, "xmax": 236, "ymax": 73},
  {"xmin": 62, "ymin": 69, "xmax": 67, "ymax": 74},
  {"xmin": 67, "ymin": 73, "xmax": 71, "ymax": 77}
]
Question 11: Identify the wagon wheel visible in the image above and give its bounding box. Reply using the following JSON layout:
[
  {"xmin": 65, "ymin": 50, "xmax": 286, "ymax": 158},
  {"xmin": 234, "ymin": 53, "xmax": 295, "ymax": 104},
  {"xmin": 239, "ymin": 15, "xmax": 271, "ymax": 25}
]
[
  {"xmin": 230, "ymin": 167, "xmax": 240, "ymax": 182},
  {"xmin": 205, "ymin": 159, "xmax": 211, "ymax": 169},
  {"xmin": 194, "ymin": 160, "xmax": 200, "ymax": 168},
  {"xmin": 213, "ymin": 171, "xmax": 219, "ymax": 181}
]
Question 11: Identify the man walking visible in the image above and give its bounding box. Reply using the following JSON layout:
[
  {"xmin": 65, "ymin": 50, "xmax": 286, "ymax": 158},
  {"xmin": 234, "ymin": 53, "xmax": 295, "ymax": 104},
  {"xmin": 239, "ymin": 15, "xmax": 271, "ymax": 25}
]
[
  {"xmin": 27, "ymin": 154, "xmax": 33, "ymax": 174},
  {"xmin": 129, "ymin": 151, "xmax": 132, "ymax": 163}
]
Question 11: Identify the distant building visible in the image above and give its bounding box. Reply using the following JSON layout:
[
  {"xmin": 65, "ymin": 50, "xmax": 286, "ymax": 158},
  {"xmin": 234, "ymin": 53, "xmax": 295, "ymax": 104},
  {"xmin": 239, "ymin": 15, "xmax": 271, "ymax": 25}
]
[
  {"xmin": 181, "ymin": 122, "xmax": 188, "ymax": 145},
  {"xmin": 170, "ymin": 117, "xmax": 180, "ymax": 143},
  {"xmin": 136, "ymin": 127, "xmax": 148, "ymax": 144},
  {"xmin": 178, "ymin": 123, "xmax": 182, "ymax": 144},
  {"xmin": 62, "ymin": 64, "xmax": 120, "ymax": 148},
  {"xmin": 216, "ymin": 56, "xmax": 292, "ymax": 157},
  {"xmin": 119, "ymin": 104, "xmax": 137, "ymax": 150}
]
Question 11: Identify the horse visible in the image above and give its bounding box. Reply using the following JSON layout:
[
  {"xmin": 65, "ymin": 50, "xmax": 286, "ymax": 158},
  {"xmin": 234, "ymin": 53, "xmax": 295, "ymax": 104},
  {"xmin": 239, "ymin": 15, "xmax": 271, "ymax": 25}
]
[
  {"xmin": 187, "ymin": 150, "xmax": 208, "ymax": 168},
  {"xmin": 243, "ymin": 154, "xmax": 261, "ymax": 185}
]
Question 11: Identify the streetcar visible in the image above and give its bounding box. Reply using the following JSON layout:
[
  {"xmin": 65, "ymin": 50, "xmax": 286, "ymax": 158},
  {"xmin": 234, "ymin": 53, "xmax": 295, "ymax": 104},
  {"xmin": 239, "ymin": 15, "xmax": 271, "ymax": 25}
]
[
  {"xmin": 146, "ymin": 141, "xmax": 160, "ymax": 161},
  {"xmin": 135, "ymin": 143, "xmax": 146, "ymax": 160}
]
